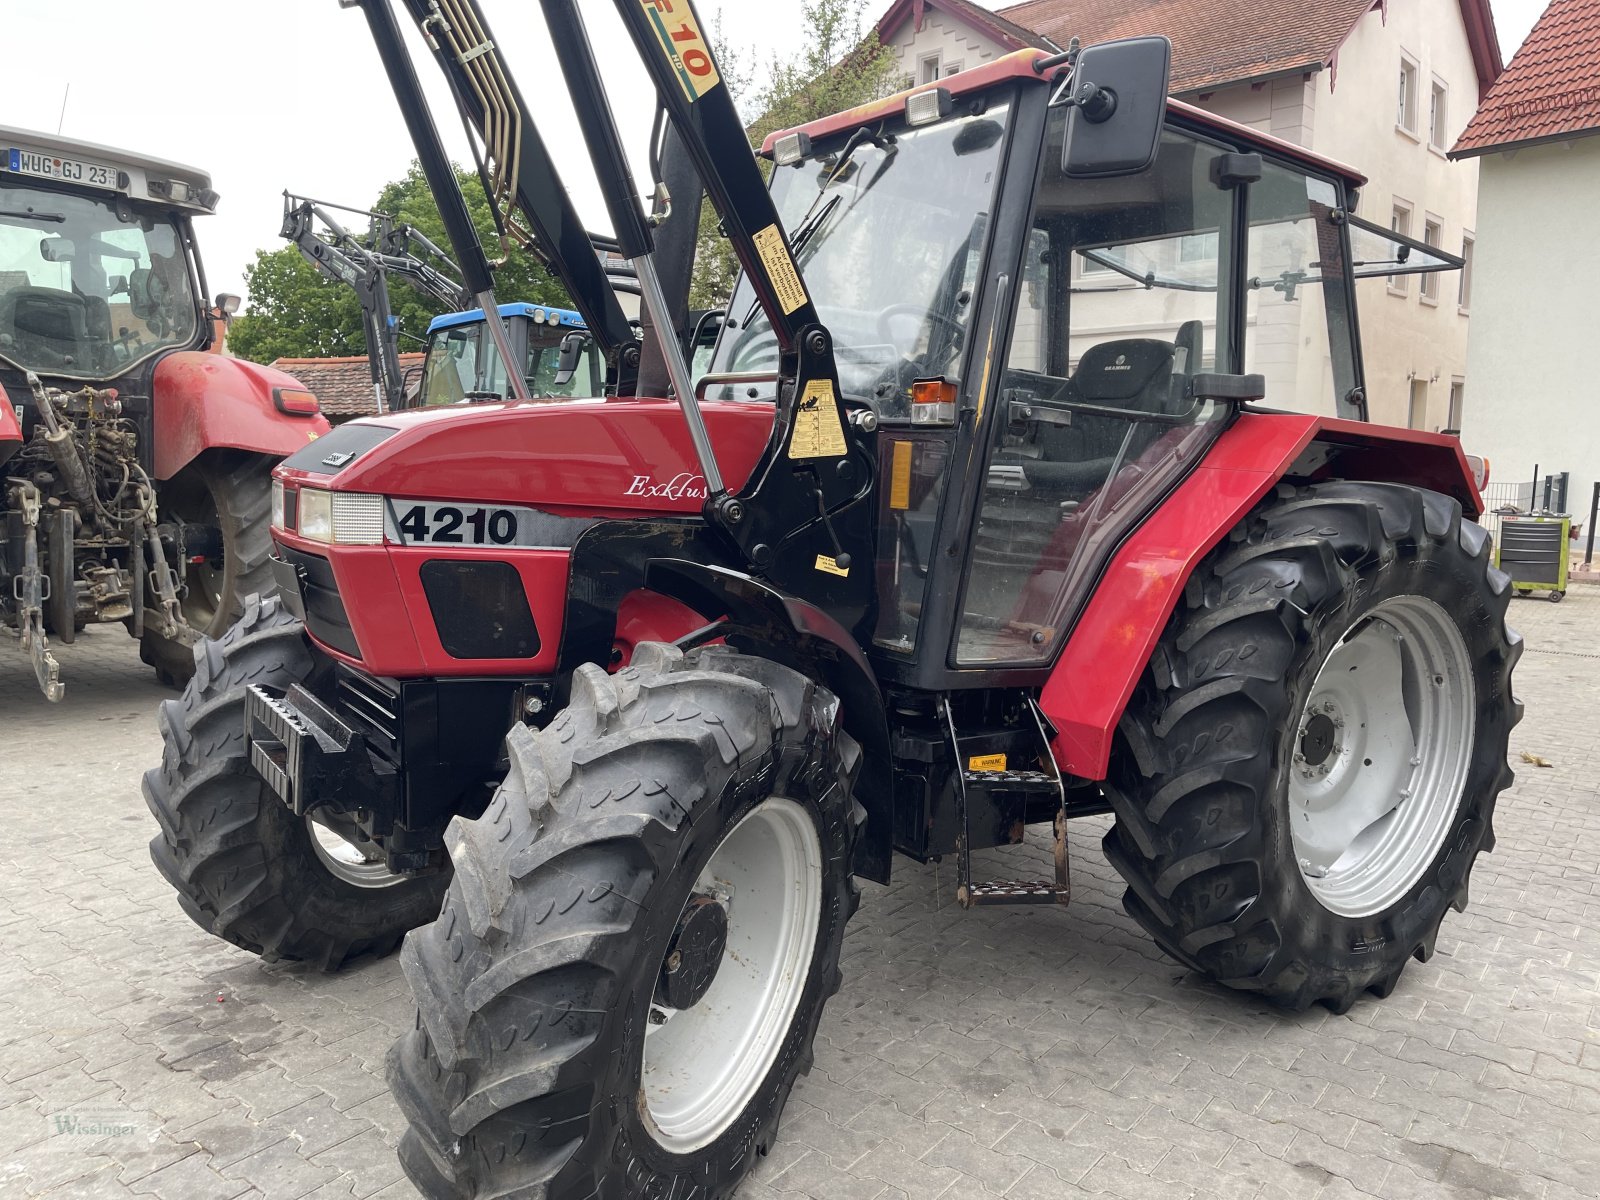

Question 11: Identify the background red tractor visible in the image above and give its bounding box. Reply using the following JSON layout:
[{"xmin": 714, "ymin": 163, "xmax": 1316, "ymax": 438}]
[
  {"xmin": 145, "ymin": 4, "xmax": 1519, "ymax": 1198},
  {"xmin": 0, "ymin": 126, "xmax": 329, "ymax": 698}
]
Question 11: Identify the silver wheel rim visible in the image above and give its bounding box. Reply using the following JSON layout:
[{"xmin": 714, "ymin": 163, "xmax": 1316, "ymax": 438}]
[
  {"xmin": 1289, "ymin": 595, "xmax": 1475, "ymax": 918},
  {"xmin": 641, "ymin": 796, "xmax": 823, "ymax": 1153},
  {"xmin": 306, "ymin": 813, "xmax": 405, "ymax": 889}
]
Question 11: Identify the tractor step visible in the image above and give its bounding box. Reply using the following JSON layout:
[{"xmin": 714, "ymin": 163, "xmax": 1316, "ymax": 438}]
[
  {"xmin": 959, "ymin": 878, "xmax": 1070, "ymax": 906},
  {"xmin": 961, "ymin": 769, "xmax": 1058, "ymax": 789}
]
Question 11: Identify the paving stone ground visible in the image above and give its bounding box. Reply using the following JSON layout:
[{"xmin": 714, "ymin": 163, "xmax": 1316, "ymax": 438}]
[{"xmin": 2, "ymin": 589, "xmax": 1598, "ymax": 1200}]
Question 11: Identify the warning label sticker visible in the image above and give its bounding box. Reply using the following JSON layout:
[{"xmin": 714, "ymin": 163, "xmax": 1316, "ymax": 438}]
[
  {"xmin": 788, "ymin": 379, "xmax": 848, "ymax": 460},
  {"xmin": 814, "ymin": 554, "xmax": 850, "ymax": 577},
  {"xmin": 639, "ymin": 0, "xmax": 721, "ymax": 101},
  {"xmin": 967, "ymin": 753, "xmax": 1008, "ymax": 772},
  {"xmin": 752, "ymin": 224, "xmax": 808, "ymax": 314}
]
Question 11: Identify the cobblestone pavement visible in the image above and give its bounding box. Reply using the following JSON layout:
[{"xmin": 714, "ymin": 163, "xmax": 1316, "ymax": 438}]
[{"xmin": 2, "ymin": 589, "xmax": 1598, "ymax": 1200}]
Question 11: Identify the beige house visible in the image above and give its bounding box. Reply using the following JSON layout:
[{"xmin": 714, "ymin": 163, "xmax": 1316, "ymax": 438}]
[
  {"xmin": 1452, "ymin": 0, "xmax": 1600, "ymax": 522},
  {"xmin": 873, "ymin": 0, "xmax": 1503, "ymax": 428}
]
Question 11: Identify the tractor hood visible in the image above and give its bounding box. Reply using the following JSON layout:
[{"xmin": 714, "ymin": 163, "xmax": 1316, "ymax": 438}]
[{"xmin": 274, "ymin": 395, "xmax": 776, "ymax": 518}]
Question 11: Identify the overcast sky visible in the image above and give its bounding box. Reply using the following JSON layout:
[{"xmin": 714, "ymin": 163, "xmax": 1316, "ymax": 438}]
[{"xmin": 0, "ymin": 0, "xmax": 1552, "ymax": 307}]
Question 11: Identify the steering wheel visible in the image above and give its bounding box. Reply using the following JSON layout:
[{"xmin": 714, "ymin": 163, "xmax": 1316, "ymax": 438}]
[{"xmin": 876, "ymin": 303, "xmax": 966, "ymax": 358}]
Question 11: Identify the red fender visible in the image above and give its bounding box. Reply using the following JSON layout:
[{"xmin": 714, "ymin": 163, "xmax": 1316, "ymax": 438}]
[
  {"xmin": 1041, "ymin": 412, "xmax": 1483, "ymax": 781},
  {"xmin": 0, "ymin": 393, "xmax": 20, "ymax": 468},
  {"xmin": 150, "ymin": 352, "xmax": 331, "ymax": 479}
]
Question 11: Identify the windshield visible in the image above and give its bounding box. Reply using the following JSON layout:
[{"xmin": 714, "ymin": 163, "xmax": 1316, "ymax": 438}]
[
  {"xmin": 419, "ymin": 317, "xmax": 603, "ymax": 405},
  {"xmin": 0, "ymin": 184, "xmax": 198, "ymax": 379},
  {"xmin": 710, "ymin": 98, "xmax": 1012, "ymax": 419}
]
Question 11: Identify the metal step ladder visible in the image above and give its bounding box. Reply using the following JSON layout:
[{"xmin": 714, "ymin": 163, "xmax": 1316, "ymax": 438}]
[{"xmin": 944, "ymin": 698, "xmax": 1071, "ymax": 907}]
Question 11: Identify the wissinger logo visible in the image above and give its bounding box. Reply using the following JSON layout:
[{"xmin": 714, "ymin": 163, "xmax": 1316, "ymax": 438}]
[{"xmin": 625, "ymin": 473, "xmax": 708, "ymax": 501}]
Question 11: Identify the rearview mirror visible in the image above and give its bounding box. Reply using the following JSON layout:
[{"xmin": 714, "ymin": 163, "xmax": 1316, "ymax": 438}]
[
  {"xmin": 1060, "ymin": 36, "xmax": 1172, "ymax": 180},
  {"xmin": 39, "ymin": 236, "xmax": 75, "ymax": 263},
  {"xmin": 553, "ymin": 331, "xmax": 589, "ymax": 387}
]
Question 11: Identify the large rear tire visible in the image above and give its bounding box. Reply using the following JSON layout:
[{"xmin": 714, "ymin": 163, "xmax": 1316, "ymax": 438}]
[
  {"xmin": 1103, "ymin": 482, "xmax": 1521, "ymax": 1012},
  {"xmin": 388, "ymin": 644, "xmax": 863, "ymax": 1200},
  {"xmin": 141, "ymin": 451, "xmax": 276, "ymax": 688},
  {"xmin": 144, "ymin": 593, "xmax": 450, "ymax": 968}
]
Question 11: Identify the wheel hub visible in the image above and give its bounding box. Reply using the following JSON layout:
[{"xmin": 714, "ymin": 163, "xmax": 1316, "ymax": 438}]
[
  {"xmin": 1299, "ymin": 709, "xmax": 1341, "ymax": 769},
  {"xmin": 657, "ymin": 894, "xmax": 729, "ymax": 1010}
]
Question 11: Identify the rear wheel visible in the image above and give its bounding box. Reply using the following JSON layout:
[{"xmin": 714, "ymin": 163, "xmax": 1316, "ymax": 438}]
[
  {"xmin": 388, "ymin": 644, "xmax": 863, "ymax": 1200},
  {"xmin": 1103, "ymin": 482, "xmax": 1521, "ymax": 1012},
  {"xmin": 143, "ymin": 594, "xmax": 450, "ymax": 968},
  {"xmin": 141, "ymin": 452, "xmax": 276, "ymax": 687}
]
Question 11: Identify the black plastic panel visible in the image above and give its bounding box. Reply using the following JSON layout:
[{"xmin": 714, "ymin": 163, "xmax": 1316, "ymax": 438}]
[
  {"xmin": 419, "ymin": 559, "xmax": 539, "ymax": 660},
  {"xmin": 278, "ymin": 545, "xmax": 361, "ymax": 659}
]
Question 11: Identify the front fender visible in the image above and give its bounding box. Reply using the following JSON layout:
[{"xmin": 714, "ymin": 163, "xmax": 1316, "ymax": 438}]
[
  {"xmin": 1041, "ymin": 412, "xmax": 1483, "ymax": 781},
  {"xmin": 0, "ymin": 394, "xmax": 19, "ymax": 468},
  {"xmin": 644, "ymin": 558, "xmax": 894, "ymax": 885},
  {"xmin": 151, "ymin": 352, "xmax": 331, "ymax": 479}
]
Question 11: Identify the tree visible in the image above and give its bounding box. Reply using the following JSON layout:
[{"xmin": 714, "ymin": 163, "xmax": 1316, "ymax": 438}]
[
  {"xmin": 228, "ymin": 164, "xmax": 571, "ymax": 364},
  {"xmin": 687, "ymin": 0, "xmax": 897, "ymax": 311}
]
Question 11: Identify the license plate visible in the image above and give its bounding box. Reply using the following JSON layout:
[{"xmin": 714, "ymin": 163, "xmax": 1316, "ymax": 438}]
[
  {"xmin": 393, "ymin": 501, "xmax": 555, "ymax": 547},
  {"xmin": 6, "ymin": 147, "xmax": 117, "ymax": 190}
]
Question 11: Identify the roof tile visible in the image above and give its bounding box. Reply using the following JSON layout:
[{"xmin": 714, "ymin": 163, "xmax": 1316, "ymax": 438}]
[
  {"xmin": 1453, "ymin": 0, "xmax": 1600, "ymax": 155},
  {"xmin": 268, "ymin": 354, "xmax": 424, "ymax": 418}
]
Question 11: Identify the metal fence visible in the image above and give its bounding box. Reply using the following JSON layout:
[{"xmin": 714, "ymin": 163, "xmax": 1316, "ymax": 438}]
[{"xmin": 1481, "ymin": 480, "xmax": 1535, "ymax": 546}]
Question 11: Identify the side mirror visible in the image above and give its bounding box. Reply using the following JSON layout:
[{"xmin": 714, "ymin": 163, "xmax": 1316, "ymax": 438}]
[
  {"xmin": 39, "ymin": 236, "xmax": 76, "ymax": 263},
  {"xmin": 553, "ymin": 331, "xmax": 589, "ymax": 387},
  {"xmin": 1060, "ymin": 36, "xmax": 1172, "ymax": 180}
]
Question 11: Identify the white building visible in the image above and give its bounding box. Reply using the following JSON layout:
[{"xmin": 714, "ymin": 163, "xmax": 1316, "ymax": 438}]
[
  {"xmin": 873, "ymin": 0, "xmax": 1503, "ymax": 428},
  {"xmin": 1453, "ymin": 0, "xmax": 1600, "ymax": 526}
]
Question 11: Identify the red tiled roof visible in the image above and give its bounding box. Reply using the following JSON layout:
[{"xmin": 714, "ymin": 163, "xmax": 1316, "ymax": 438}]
[
  {"xmin": 268, "ymin": 354, "xmax": 424, "ymax": 420},
  {"xmin": 1453, "ymin": 0, "xmax": 1600, "ymax": 156},
  {"xmin": 878, "ymin": 0, "xmax": 1502, "ymax": 98}
]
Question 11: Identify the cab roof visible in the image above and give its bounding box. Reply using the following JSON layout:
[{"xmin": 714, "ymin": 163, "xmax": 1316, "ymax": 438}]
[
  {"xmin": 0, "ymin": 124, "xmax": 218, "ymax": 213},
  {"xmin": 427, "ymin": 301, "xmax": 587, "ymax": 334},
  {"xmin": 761, "ymin": 48, "xmax": 1366, "ymax": 189}
]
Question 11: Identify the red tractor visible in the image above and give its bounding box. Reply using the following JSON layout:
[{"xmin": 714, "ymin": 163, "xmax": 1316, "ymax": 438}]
[
  {"xmin": 146, "ymin": 4, "xmax": 1519, "ymax": 1197},
  {"xmin": 0, "ymin": 126, "xmax": 329, "ymax": 698}
]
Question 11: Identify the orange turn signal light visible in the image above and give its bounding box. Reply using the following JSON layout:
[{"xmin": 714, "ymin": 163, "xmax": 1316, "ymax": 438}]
[
  {"xmin": 273, "ymin": 387, "xmax": 321, "ymax": 417},
  {"xmin": 910, "ymin": 378, "xmax": 957, "ymax": 426}
]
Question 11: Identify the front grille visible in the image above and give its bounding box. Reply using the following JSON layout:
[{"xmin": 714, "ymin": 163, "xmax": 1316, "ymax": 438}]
[
  {"xmin": 419, "ymin": 559, "xmax": 539, "ymax": 660},
  {"xmin": 278, "ymin": 545, "xmax": 361, "ymax": 659}
]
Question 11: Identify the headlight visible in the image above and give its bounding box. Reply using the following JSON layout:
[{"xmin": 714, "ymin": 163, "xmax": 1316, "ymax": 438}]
[
  {"xmin": 295, "ymin": 488, "xmax": 386, "ymax": 545},
  {"xmin": 271, "ymin": 479, "xmax": 285, "ymax": 529}
]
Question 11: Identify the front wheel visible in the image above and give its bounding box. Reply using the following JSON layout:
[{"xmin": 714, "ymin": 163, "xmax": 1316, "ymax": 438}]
[
  {"xmin": 388, "ymin": 644, "xmax": 863, "ymax": 1200},
  {"xmin": 1103, "ymin": 483, "xmax": 1521, "ymax": 1012}
]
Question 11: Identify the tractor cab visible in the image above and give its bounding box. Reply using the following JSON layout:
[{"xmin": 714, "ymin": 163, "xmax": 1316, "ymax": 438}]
[{"xmin": 417, "ymin": 301, "xmax": 603, "ymax": 404}]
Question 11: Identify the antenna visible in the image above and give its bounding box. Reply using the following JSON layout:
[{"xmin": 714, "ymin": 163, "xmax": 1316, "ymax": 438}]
[{"xmin": 56, "ymin": 84, "xmax": 70, "ymax": 135}]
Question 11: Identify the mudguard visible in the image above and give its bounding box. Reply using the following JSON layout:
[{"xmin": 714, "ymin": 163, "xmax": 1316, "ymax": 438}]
[
  {"xmin": 0, "ymin": 394, "xmax": 19, "ymax": 468},
  {"xmin": 644, "ymin": 558, "xmax": 894, "ymax": 885},
  {"xmin": 151, "ymin": 352, "xmax": 331, "ymax": 479},
  {"xmin": 1041, "ymin": 412, "xmax": 1483, "ymax": 781}
]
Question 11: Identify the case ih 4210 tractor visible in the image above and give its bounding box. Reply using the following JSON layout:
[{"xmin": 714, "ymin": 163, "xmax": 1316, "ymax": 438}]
[
  {"xmin": 146, "ymin": 3, "xmax": 1519, "ymax": 1197},
  {"xmin": 0, "ymin": 127, "xmax": 329, "ymax": 698}
]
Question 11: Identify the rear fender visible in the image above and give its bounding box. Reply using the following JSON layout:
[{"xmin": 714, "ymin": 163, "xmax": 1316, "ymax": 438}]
[
  {"xmin": 1041, "ymin": 411, "xmax": 1482, "ymax": 781},
  {"xmin": 644, "ymin": 558, "xmax": 893, "ymax": 885},
  {"xmin": 151, "ymin": 352, "xmax": 332, "ymax": 479}
]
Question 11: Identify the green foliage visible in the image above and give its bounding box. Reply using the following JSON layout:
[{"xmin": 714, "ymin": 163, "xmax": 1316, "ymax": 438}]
[
  {"xmin": 229, "ymin": 165, "xmax": 570, "ymax": 364},
  {"xmin": 688, "ymin": 0, "xmax": 898, "ymax": 311}
]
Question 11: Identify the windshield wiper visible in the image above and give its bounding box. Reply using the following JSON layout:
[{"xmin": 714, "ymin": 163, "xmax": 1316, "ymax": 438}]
[{"xmin": 0, "ymin": 209, "xmax": 65, "ymax": 223}]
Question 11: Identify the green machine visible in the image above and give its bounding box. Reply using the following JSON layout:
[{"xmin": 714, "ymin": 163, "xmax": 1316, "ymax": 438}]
[{"xmin": 1497, "ymin": 514, "xmax": 1571, "ymax": 601}]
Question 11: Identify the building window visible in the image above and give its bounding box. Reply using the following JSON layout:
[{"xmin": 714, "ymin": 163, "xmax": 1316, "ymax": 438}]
[
  {"xmin": 1459, "ymin": 234, "xmax": 1475, "ymax": 311},
  {"xmin": 1078, "ymin": 250, "xmax": 1111, "ymax": 277},
  {"xmin": 1448, "ymin": 379, "xmax": 1465, "ymax": 431},
  {"xmin": 918, "ymin": 54, "xmax": 941, "ymax": 85},
  {"xmin": 943, "ymin": 60, "xmax": 963, "ymax": 77},
  {"xmin": 1408, "ymin": 378, "xmax": 1430, "ymax": 429},
  {"xmin": 1429, "ymin": 79, "xmax": 1449, "ymax": 149},
  {"xmin": 1390, "ymin": 201, "xmax": 1413, "ymax": 296},
  {"xmin": 1421, "ymin": 218, "xmax": 1443, "ymax": 303},
  {"xmin": 1398, "ymin": 54, "xmax": 1420, "ymax": 137}
]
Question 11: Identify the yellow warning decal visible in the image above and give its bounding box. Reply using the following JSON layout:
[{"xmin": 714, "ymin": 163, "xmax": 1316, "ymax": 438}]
[
  {"xmin": 752, "ymin": 224, "xmax": 808, "ymax": 314},
  {"xmin": 788, "ymin": 378, "xmax": 849, "ymax": 460},
  {"xmin": 639, "ymin": 0, "xmax": 721, "ymax": 101},
  {"xmin": 968, "ymin": 753, "xmax": 1008, "ymax": 772},
  {"xmin": 889, "ymin": 440, "xmax": 913, "ymax": 510},
  {"xmin": 814, "ymin": 554, "xmax": 850, "ymax": 577}
]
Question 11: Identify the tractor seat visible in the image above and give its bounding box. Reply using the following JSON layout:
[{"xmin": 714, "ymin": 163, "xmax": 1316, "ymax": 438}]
[
  {"xmin": 1022, "ymin": 337, "xmax": 1177, "ymax": 493},
  {"xmin": 1, "ymin": 287, "xmax": 93, "ymax": 361}
]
